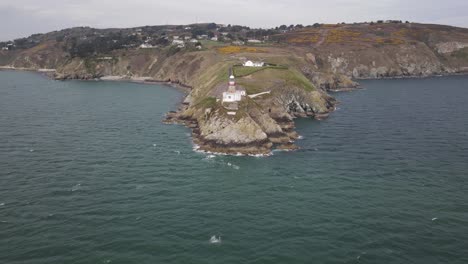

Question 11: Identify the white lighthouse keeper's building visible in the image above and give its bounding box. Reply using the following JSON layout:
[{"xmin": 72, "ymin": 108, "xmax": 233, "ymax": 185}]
[{"xmin": 222, "ymin": 75, "xmax": 245, "ymax": 103}]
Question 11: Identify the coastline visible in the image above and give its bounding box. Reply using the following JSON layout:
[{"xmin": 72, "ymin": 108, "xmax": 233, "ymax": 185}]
[
  {"xmin": 0, "ymin": 66, "xmax": 192, "ymax": 93},
  {"xmin": 3, "ymin": 65, "xmax": 468, "ymax": 156}
]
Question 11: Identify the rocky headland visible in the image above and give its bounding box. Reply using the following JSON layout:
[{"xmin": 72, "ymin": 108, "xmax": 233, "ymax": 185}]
[{"xmin": 2, "ymin": 22, "xmax": 468, "ymax": 155}]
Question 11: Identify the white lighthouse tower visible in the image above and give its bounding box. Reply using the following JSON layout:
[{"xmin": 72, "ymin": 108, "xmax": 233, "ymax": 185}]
[{"xmin": 229, "ymin": 75, "xmax": 236, "ymax": 86}]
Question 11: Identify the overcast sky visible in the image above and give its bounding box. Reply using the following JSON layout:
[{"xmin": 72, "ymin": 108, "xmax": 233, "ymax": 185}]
[{"xmin": 1, "ymin": 0, "xmax": 468, "ymax": 41}]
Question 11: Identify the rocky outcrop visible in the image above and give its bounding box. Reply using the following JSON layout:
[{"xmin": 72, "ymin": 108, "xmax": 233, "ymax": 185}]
[{"xmin": 436, "ymin": 42, "xmax": 468, "ymax": 54}]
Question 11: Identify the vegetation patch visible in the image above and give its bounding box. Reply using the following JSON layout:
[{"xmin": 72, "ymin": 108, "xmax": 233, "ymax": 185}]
[
  {"xmin": 326, "ymin": 30, "xmax": 362, "ymax": 43},
  {"xmin": 451, "ymin": 47, "xmax": 468, "ymax": 60},
  {"xmin": 196, "ymin": 96, "xmax": 218, "ymax": 109},
  {"xmin": 217, "ymin": 46, "xmax": 265, "ymax": 54},
  {"xmin": 84, "ymin": 58, "xmax": 97, "ymax": 74},
  {"xmin": 233, "ymin": 65, "xmax": 287, "ymax": 77},
  {"xmin": 281, "ymin": 69, "xmax": 316, "ymax": 91},
  {"xmin": 287, "ymin": 33, "xmax": 320, "ymax": 44},
  {"xmin": 375, "ymin": 37, "xmax": 405, "ymax": 45},
  {"xmin": 237, "ymin": 67, "xmax": 315, "ymax": 94}
]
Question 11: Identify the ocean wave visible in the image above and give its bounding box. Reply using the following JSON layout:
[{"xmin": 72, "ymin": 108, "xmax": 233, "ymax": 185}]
[
  {"xmin": 227, "ymin": 162, "xmax": 240, "ymax": 170},
  {"xmin": 209, "ymin": 235, "xmax": 222, "ymax": 244},
  {"xmin": 71, "ymin": 183, "xmax": 81, "ymax": 192}
]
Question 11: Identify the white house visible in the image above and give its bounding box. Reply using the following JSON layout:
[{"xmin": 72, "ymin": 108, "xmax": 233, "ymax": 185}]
[
  {"xmin": 222, "ymin": 75, "xmax": 246, "ymax": 103},
  {"xmin": 1, "ymin": 47, "xmax": 8, "ymax": 51},
  {"xmin": 172, "ymin": 39, "xmax": 185, "ymax": 48},
  {"xmin": 232, "ymin": 40, "xmax": 245, "ymax": 46},
  {"xmin": 243, "ymin": 60, "xmax": 265, "ymax": 67},
  {"xmin": 139, "ymin": 43, "xmax": 155, "ymax": 49},
  {"xmin": 247, "ymin": 39, "xmax": 262, "ymax": 44}
]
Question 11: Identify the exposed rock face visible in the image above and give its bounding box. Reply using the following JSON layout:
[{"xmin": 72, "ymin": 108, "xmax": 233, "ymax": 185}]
[
  {"xmin": 436, "ymin": 42, "xmax": 468, "ymax": 54},
  {"xmin": 190, "ymin": 111, "xmax": 272, "ymax": 155}
]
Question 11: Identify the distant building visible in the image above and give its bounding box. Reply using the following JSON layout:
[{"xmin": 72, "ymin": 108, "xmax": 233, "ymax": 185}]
[
  {"xmin": 247, "ymin": 39, "xmax": 262, "ymax": 44},
  {"xmin": 139, "ymin": 43, "xmax": 155, "ymax": 49},
  {"xmin": 243, "ymin": 60, "xmax": 264, "ymax": 67},
  {"xmin": 222, "ymin": 75, "xmax": 246, "ymax": 103},
  {"xmin": 1, "ymin": 47, "xmax": 8, "ymax": 51},
  {"xmin": 232, "ymin": 40, "xmax": 245, "ymax": 46},
  {"xmin": 189, "ymin": 39, "xmax": 199, "ymax": 43},
  {"xmin": 172, "ymin": 39, "xmax": 185, "ymax": 48},
  {"xmin": 211, "ymin": 36, "xmax": 218, "ymax": 41}
]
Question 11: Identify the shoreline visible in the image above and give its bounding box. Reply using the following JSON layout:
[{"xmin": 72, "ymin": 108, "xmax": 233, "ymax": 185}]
[
  {"xmin": 353, "ymin": 71, "xmax": 468, "ymax": 81},
  {"xmin": 0, "ymin": 66, "xmax": 192, "ymax": 93}
]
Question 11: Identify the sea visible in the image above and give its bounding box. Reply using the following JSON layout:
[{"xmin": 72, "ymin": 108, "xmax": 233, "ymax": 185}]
[{"xmin": 1, "ymin": 70, "xmax": 467, "ymax": 264}]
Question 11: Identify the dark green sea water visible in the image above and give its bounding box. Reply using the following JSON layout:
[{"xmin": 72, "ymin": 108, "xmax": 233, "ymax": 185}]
[{"xmin": 1, "ymin": 71, "xmax": 467, "ymax": 264}]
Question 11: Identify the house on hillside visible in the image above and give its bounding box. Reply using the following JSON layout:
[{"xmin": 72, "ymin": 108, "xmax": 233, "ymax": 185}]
[
  {"xmin": 247, "ymin": 39, "xmax": 262, "ymax": 44},
  {"xmin": 172, "ymin": 39, "xmax": 185, "ymax": 48},
  {"xmin": 243, "ymin": 60, "xmax": 265, "ymax": 67},
  {"xmin": 139, "ymin": 43, "xmax": 155, "ymax": 49},
  {"xmin": 232, "ymin": 40, "xmax": 245, "ymax": 46}
]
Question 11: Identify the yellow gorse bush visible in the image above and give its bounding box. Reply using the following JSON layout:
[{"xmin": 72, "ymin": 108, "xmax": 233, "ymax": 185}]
[{"xmin": 218, "ymin": 46, "xmax": 264, "ymax": 54}]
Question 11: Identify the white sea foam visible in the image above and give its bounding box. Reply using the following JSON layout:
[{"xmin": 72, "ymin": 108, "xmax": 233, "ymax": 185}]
[
  {"xmin": 298, "ymin": 135, "xmax": 304, "ymax": 140},
  {"xmin": 71, "ymin": 183, "xmax": 81, "ymax": 192},
  {"xmin": 205, "ymin": 155, "xmax": 216, "ymax": 160},
  {"xmin": 0, "ymin": 203, "xmax": 4, "ymax": 206},
  {"xmin": 193, "ymin": 144, "xmax": 201, "ymax": 151},
  {"xmin": 209, "ymin": 235, "xmax": 222, "ymax": 244},
  {"xmin": 192, "ymin": 143, "xmax": 272, "ymax": 157},
  {"xmin": 152, "ymin": 144, "xmax": 157, "ymax": 147},
  {"xmin": 432, "ymin": 217, "xmax": 438, "ymax": 221},
  {"xmin": 174, "ymin": 150, "xmax": 181, "ymax": 155},
  {"xmin": 29, "ymin": 149, "xmax": 34, "ymax": 152},
  {"xmin": 192, "ymin": 140, "xmax": 274, "ymax": 157}
]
